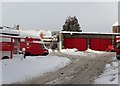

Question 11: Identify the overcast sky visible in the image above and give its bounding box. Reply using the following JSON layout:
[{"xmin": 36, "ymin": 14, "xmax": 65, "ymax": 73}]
[{"xmin": 2, "ymin": 2, "xmax": 118, "ymax": 32}]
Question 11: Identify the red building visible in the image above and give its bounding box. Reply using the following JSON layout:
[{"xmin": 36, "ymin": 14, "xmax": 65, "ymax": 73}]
[{"xmin": 58, "ymin": 31, "xmax": 120, "ymax": 51}]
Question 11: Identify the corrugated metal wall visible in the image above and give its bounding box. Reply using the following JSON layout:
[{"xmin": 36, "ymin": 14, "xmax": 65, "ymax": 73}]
[
  {"xmin": 89, "ymin": 38, "xmax": 112, "ymax": 51},
  {"xmin": 64, "ymin": 38, "xmax": 87, "ymax": 51}
]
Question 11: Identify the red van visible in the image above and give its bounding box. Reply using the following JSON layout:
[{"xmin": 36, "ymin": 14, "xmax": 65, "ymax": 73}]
[
  {"xmin": 0, "ymin": 36, "xmax": 49, "ymax": 60},
  {"xmin": 19, "ymin": 37, "xmax": 49, "ymax": 56},
  {"xmin": 0, "ymin": 27, "xmax": 49, "ymax": 59}
]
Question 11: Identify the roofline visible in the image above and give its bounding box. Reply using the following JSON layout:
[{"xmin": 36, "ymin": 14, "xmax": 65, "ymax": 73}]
[
  {"xmin": 60, "ymin": 31, "xmax": 120, "ymax": 36},
  {"xmin": 0, "ymin": 33, "xmax": 19, "ymax": 36}
]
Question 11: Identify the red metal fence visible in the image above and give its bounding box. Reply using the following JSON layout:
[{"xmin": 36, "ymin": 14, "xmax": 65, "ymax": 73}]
[{"xmin": 64, "ymin": 38, "xmax": 87, "ymax": 51}]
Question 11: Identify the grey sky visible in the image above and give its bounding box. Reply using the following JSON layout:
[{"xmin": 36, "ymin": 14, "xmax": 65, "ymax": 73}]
[
  {"xmin": 118, "ymin": 1, "xmax": 120, "ymax": 24},
  {"xmin": 2, "ymin": 2, "xmax": 118, "ymax": 32},
  {"xmin": 0, "ymin": 2, "xmax": 2, "ymax": 25}
]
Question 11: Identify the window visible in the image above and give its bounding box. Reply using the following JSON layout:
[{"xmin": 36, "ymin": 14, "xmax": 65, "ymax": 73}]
[{"xmin": 2, "ymin": 37, "xmax": 11, "ymax": 42}]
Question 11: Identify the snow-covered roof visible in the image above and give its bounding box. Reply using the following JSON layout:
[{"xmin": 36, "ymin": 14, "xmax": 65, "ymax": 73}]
[
  {"xmin": 20, "ymin": 30, "xmax": 40, "ymax": 38},
  {"xmin": 0, "ymin": 34, "xmax": 21, "ymax": 38},
  {"xmin": 112, "ymin": 21, "xmax": 120, "ymax": 26},
  {"xmin": 40, "ymin": 30, "xmax": 52, "ymax": 38},
  {"xmin": 0, "ymin": 27, "xmax": 20, "ymax": 36},
  {"xmin": 0, "ymin": 28, "xmax": 40, "ymax": 39},
  {"xmin": 60, "ymin": 31, "xmax": 120, "ymax": 36},
  {"xmin": 20, "ymin": 29, "xmax": 52, "ymax": 38},
  {"xmin": 0, "ymin": 27, "xmax": 52, "ymax": 39}
]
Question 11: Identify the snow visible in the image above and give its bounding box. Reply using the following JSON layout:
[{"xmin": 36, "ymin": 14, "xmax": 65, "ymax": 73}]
[
  {"xmin": 0, "ymin": 54, "xmax": 71, "ymax": 84},
  {"xmin": 60, "ymin": 48, "xmax": 86, "ymax": 56},
  {"xmin": 86, "ymin": 49, "xmax": 105, "ymax": 54},
  {"xmin": 21, "ymin": 30, "xmax": 52, "ymax": 38},
  {"xmin": 113, "ymin": 21, "xmax": 120, "ymax": 26},
  {"xmin": 60, "ymin": 48, "xmax": 105, "ymax": 56},
  {"xmin": 40, "ymin": 30, "xmax": 52, "ymax": 38},
  {"xmin": 48, "ymin": 49, "xmax": 53, "ymax": 53},
  {"xmin": 94, "ymin": 57, "xmax": 119, "ymax": 84},
  {"xmin": 20, "ymin": 30, "xmax": 40, "ymax": 38},
  {"xmin": 0, "ymin": 27, "xmax": 20, "ymax": 35},
  {"xmin": 61, "ymin": 31, "xmax": 120, "ymax": 35},
  {"xmin": 0, "ymin": 60, "xmax": 1, "ymax": 85},
  {"xmin": 0, "ymin": 28, "xmax": 52, "ymax": 40}
]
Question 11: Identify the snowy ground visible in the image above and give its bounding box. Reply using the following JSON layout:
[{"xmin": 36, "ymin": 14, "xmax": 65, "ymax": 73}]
[
  {"xmin": 94, "ymin": 57, "xmax": 119, "ymax": 84},
  {"xmin": 58, "ymin": 49, "xmax": 120, "ymax": 84},
  {"xmin": 60, "ymin": 48, "xmax": 106, "ymax": 56},
  {"xmin": 0, "ymin": 49, "xmax": 117, "ymax": 85},
  {"xmin": 27, "ymin": 49, "xmax": 115, "ymax": 84},
  {"xmin": 86, "ymin": 49, "xmax": 106, "ymax": 54},
  {"xmin": 60, "ymin": 48, "xmax": 86, "ymax": 56},
  {"xmin": 0, "ymin": 54, "xmax": 71, "ymax": 84}
]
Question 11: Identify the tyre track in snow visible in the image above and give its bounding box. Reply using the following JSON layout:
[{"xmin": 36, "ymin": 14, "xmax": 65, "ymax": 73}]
[{"xmin": 17, "ymin": 51, "xmax": 115, "ymax": 84}]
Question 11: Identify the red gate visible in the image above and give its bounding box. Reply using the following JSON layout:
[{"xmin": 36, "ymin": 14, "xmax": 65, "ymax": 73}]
[
  {"xmin": 64, "ymin": 38, "xmax": 87, "ymax": 51},
  {"xmin": 89, "ymin": 38, "xmax": 112, "ymax": 51}
]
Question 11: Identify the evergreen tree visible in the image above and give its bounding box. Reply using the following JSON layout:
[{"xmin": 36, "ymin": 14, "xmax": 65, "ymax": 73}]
[{"xmin": 62, "ymin": 16, "xmax": 82, "ymax": 32}]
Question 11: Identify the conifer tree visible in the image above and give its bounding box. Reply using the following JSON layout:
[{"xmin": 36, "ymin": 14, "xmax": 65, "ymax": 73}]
[{"xmin": 62, "ymin": 16, "xmax": 82, "ymax": 32}]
